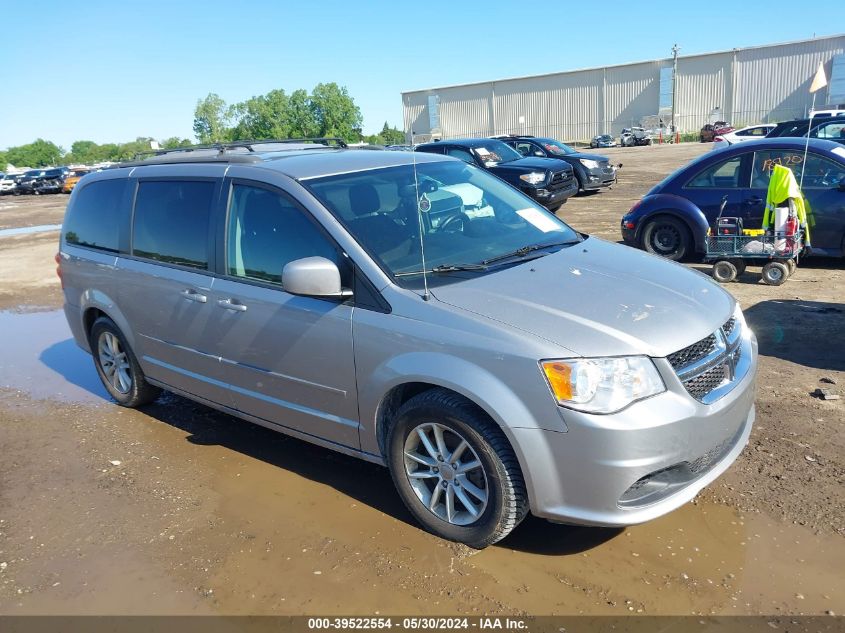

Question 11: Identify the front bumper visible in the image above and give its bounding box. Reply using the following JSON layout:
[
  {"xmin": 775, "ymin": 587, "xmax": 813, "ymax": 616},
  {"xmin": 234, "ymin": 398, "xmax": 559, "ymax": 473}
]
[
  {"xmin": 581, "ymin": 166, "xmax": 617, "ymax": 190},
  {"xmin": 512, "ymin": 332, "xmax": 757, "ymax": 526},
  {"xmin": 527, "ymin": 180, "xmax": 578, "ymax": 208}
]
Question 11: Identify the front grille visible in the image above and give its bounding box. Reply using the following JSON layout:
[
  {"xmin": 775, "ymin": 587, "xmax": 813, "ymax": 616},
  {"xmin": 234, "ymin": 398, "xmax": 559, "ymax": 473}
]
[
  {"xmin": 548, "ymin": 170, "xmax": 573, "ymax": 189},
  {"xmin": 683, "ymin": 363, "xmax": 729, "ymax": 400},
  {"xmin": 722, "ymin": 316, "xmax": 737, "ymax": 339},
  {"xmin": 667, "ymin": 334, "xmax": 717, "ymax": 369},
  {"xmin": 667, "ymin": 315, "xmax": 743, "ymax": 403}
]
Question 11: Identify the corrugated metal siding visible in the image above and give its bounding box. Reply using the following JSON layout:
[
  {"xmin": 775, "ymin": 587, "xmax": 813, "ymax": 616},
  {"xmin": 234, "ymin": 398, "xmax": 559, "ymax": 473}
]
[
  {"xmin": 734, "ymin": 38, "xmax": 845, "ymax": 124},
  {"xmin": 402, "ymin": 35, "xmax": 845, "ymax": 142},
  {"xmin": 491, "ymin": 70, "xmax": 603, "ymax": 141},
  {"xmin": 605, "ymin": 61, "xmax": 666, "ymax": 135},
  {"xmin": 674, "ymin": 52, "xmax": 732, "ymax": 131},
  {"xmin": 436, "ymin": 83, "xmax": 493, "ymax": 138}
]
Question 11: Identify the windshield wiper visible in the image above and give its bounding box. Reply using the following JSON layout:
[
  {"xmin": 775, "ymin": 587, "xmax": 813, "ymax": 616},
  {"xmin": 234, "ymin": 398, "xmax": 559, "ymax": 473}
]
[
  {"xmin": 394, "ymin": 263, "xmax": 489, "ymax": 278},
  {"xmin": 481, "ymin": 239, "xmax": 581, "ymax": 266}
]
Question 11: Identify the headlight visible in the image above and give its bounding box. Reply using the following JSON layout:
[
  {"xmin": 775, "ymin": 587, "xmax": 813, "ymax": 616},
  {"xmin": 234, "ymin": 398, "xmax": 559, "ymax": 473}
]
[
  {"xmin": 541, "ymin": 356, "xmax": 665, "ymax": 414},
  {"xmin": 519, "ymin": 171, "xmax": 547, "ymax": 185},
  {"xmin": 579, "ymin": 159, "xmax": 600, "ymax": 169}
]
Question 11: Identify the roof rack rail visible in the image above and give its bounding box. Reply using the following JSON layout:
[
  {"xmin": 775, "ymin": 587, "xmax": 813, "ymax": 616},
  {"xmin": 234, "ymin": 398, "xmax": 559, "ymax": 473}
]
[{"xmin": 131, "ymin": 137, "xmax": 348, "ymax": 161}]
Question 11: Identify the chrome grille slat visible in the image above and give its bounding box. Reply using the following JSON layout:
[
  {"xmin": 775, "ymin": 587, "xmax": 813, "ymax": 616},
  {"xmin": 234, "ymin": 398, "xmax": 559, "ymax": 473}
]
[{"xmin": 669, "ymin": 316, "xmax": 743, "ymax": 403}]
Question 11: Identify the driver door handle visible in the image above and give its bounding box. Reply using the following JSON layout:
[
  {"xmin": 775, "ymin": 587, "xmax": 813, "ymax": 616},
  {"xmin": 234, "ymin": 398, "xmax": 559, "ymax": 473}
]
[
  {"xmin": 180, "ymin": 289, "xmax": 207, "ymax": 303},
  {"xmin": 217, "ymin": 298, "xmax": 248, "ymax": 312},
  {"xmin": 744, "ymin": 196, "xmax": 763, "ymax": 205}
]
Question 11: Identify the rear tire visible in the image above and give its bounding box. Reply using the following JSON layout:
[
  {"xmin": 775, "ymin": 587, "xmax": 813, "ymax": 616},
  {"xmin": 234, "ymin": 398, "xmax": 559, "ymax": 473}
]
[
  {"xmin": 712, "ymin": 260, "xmax": 738, "ymax": 283},
  {"xmin": 786, "ymin": 259, "xmax": 797, "ymax": 276},
  {"xmin": 761, "ymin": 261, "xmax": 789, "ymax": 286},
  {"xmin": 729, "ymin": 258, "xmax": 747, "ymax": 276},
  {"xmin": 641, "ymin": 216, "xmax": 692, "ymax": 261},
  {"xmin": 386, "ymin": 389, "xmax": 528, "ymax": 549},
  {"xmin": 90, "ymin": 317, "xmax": 161, "ymax": 407}
]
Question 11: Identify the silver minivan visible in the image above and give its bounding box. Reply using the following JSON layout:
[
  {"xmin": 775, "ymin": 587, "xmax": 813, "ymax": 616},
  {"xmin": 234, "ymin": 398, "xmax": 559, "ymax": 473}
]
[{"xmin": 59, "ymin": 141, "xmax": 757, "ymax": 548}]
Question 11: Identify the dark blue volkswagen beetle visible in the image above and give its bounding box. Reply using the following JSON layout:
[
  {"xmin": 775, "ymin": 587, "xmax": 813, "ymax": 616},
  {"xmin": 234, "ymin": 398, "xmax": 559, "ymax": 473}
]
[{"xmin": 621, "ymin": 138, "xmax": 845, "ymax": 260}]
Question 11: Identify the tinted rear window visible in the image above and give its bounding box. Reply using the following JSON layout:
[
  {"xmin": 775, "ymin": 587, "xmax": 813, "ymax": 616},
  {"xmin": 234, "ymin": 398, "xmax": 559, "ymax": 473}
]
[
  {"xmin": 63, "ymin": 179, "xmax": 125, "ymax": 252},
  {"xmin": 132, "ymin": 180, "xmax": 215, "ymax": 269}
]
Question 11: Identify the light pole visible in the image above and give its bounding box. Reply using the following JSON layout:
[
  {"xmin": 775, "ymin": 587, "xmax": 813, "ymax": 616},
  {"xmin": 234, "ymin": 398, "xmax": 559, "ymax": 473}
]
[{"xmin": 671, "ymin": 44, "xmax": 680, "ymax": 136}]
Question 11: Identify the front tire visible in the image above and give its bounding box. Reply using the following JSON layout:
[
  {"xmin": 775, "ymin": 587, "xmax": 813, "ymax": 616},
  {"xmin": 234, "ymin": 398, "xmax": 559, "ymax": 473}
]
[
  {"xmin": 641, "ymin": 216, "xmax": 692, "ymax": 261},
  {"xmin": 386, "ymin": 389, "xmax": 528, "ymax": 549},
  {"xmin": 90, "ymin": 317, "xmax": 161, "ymax": 407}
]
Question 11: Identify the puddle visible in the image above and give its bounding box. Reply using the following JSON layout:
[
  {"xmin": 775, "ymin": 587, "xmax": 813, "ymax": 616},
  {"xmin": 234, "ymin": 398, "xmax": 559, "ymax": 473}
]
[
  {"xmin": 0, "ymin": 309, "xmax": 108, "ymax": 403},
  {"xmin": 468, "ymin": 502, "xmax": 844, "ymax": 614},
  {"xmin": 0, "ymin": 224, "xmax": 62, "ymax": 238}
]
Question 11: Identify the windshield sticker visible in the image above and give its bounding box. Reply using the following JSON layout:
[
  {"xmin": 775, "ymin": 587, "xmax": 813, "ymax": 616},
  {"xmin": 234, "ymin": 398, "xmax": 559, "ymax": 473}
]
[
  {"xmin": 516, "ymin": 207, "xmax": 561, "ymax": 233},
  {"xmin": 475, "ymin": 147, "xmax": 491, "ymax": 156},
  {"xmin": 418, "ymin": 193, "xmax": 431, "ymax": 213}
]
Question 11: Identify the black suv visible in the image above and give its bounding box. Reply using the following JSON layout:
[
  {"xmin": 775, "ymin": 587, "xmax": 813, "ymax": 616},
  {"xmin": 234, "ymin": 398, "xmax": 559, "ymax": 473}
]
[
  {"xmin": 497, "ymin": 135, "xmax": 618, "ymax": 192},
  {"xmin": 415, "ymin": 138, "xmax": 577, "ymax": 209}
]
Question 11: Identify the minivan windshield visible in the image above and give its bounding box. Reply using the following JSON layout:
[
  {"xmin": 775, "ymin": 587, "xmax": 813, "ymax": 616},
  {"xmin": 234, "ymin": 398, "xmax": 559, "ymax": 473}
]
[{"xmin": 305, "ymin": 159, "xmax": 581, "ymax": 286}]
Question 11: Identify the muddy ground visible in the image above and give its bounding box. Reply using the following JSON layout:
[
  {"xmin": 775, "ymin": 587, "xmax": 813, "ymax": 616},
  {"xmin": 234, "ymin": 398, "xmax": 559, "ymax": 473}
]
[{"xmin": 0, "ymin": 145, "xmax": 842, "ymax": 617}]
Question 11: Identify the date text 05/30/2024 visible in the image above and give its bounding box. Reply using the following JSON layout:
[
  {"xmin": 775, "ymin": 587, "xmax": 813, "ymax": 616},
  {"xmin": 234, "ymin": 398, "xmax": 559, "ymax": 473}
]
[{"xmin": 307, "ymin": 618, "xmax": 528, "ymax": 630}]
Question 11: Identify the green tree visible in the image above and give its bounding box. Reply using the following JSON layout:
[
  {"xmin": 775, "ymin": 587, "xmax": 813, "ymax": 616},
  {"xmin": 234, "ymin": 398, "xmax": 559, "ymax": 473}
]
[
  {"xmin": 379, "ymin": 122, "xmax": 406, "ymax": 145},
  {"xmin": 310, "ymin": 82, "xmax": 363, "ymax": 142},
  {"xmin": 5, "ymin": 139, "xmax": 64, "ymax": 167},
  {"xmin": 161, "ymin": 137, "xmax": 193, "ymax": 149},
  {"xmin": 230, "ymin": 89, "xmax": 291, "ymax": 140},
  {"xmin": 193, "ymin": 93, "xmax": 231, "ymax": 144},
  {"xmin": 288, "ymin": 89, "xmax": 319, "ymax": 138},
  {"xmin": 0, "ymin": 151, "xmax": 7, "ymax": 172}
]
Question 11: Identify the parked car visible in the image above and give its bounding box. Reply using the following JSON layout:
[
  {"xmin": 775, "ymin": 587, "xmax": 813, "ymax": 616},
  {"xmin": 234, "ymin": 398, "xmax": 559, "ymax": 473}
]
[
  {"xmin": 700, "ymin": 121, "xmax": 734, "ymax": 143},
  {"xmin": 58, "ymin": 140, "xmax": 757, "ymax": 548},
  {"xmin": 14, "ymin": 170, "xmax": 46, "ymax": 194},
  {"xmin": 620, "ymin": 127, "xmax": 652, "ymax": 147},
  {"xmin": 767, "ymin": 116, "xmax": 845, "ymax": 145},
  {"xmin": 621, "ymin": 138, "xmax": 845, "ymax": 260},
  {"xmin": 497, "ymin": 135, "xmax": 619, "ymax": 192},
  {"xmin": 711, "ymin": 124, "xmax": 776, "ymax": 150},
  {"xmin": 62, "ymin": 169, "xmax": 90, "ymax": 193},
  {"xmin": 765, "ymin": 116, "xmax": 841, "ymax": 140},
  {"xmin": 590, "ymin": 134, "xmax": 617, "ymax": 148},
  {"xmin": 384, "ymin": 145, "xmax": 413, "ymax": 151},
  {"xmin": 415, "ymin": 138, "xmax": 578, "ymax": 209},
  {"xmin": 0, "ymin": 174, "xmax": 19, "ymax": 195},
  {"xmin": 16, "ymin": 167, "xmax": 68, "ymax": 195}
]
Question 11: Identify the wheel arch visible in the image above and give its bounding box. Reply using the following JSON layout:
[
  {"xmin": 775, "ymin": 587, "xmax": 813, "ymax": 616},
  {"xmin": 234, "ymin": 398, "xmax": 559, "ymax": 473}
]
[
  {"xmin": 635, "ymin": 198, "xmax": 708, "ymax": 252},
  {"xmin": 78, "ymin": 290, "xmax": 137, "ymax": 353},
  {"xmin": 362, "ymin": 353, "xmax": 550, "ymax": 495}
]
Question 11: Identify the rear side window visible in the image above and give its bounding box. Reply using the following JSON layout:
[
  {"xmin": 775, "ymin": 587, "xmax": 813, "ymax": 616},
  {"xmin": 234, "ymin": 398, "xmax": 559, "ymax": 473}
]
[
  {"xmin": 132, "ymin": 180, "xmax": 215, "ymax": 270},
  {"xmin": 64, "ymin": 179, "xmax": 125, "ymax": 252},
  {"xmin": 686, "ymin": 156, "xmax": 744, "ymax": 188}
]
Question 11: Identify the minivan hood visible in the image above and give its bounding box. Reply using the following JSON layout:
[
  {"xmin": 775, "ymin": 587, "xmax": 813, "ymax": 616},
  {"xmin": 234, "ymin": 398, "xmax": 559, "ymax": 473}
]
[{"xmin": 431, "ymin": 238, "xmax": 734, "ymax": 358}]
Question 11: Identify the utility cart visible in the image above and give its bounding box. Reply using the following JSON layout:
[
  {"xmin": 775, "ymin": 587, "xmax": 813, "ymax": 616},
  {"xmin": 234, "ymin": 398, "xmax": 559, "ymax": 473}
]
[{"xmin": 705, "ymin": 229, "xmax": 804, "ymax": 286}]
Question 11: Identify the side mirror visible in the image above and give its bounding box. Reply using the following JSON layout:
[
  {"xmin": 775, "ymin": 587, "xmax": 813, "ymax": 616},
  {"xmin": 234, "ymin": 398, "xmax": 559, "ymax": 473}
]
[
  {"xmin": 282, "ymin": 257, "xmax": 352, "ymax": 299},
  {"xmin": 534, "ymin": 150, "xmax": 544, "ymax": 157}
]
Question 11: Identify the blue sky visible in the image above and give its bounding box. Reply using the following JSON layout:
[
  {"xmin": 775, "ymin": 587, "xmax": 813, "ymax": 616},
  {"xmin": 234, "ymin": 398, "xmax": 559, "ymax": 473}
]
[{"xmin": 0, "ymin": 1, "xmax": 841, "ymax": 151}]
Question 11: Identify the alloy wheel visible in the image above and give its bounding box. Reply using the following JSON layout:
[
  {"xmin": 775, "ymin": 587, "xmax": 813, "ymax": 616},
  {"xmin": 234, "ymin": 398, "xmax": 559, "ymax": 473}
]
[
  {"xmin": 98, "ymin": 332, "xmax": 132, "ymax": 394},
  {"xmin": 403, "ymin": 422, "xmax": 489, "ymax": 526}
]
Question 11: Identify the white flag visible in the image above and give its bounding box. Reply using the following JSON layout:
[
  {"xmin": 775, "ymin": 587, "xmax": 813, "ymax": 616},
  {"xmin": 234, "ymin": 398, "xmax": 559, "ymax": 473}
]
[{"xmin": 809, "ymin": 62, "xmax": 828, "ymax": 93}]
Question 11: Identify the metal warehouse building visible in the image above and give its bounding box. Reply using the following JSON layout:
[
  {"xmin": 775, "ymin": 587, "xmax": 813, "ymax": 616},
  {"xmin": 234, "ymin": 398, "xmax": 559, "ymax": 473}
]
[{"xmin": 402, "ymin": 34, "xmax": 845, "ymax": 144}]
